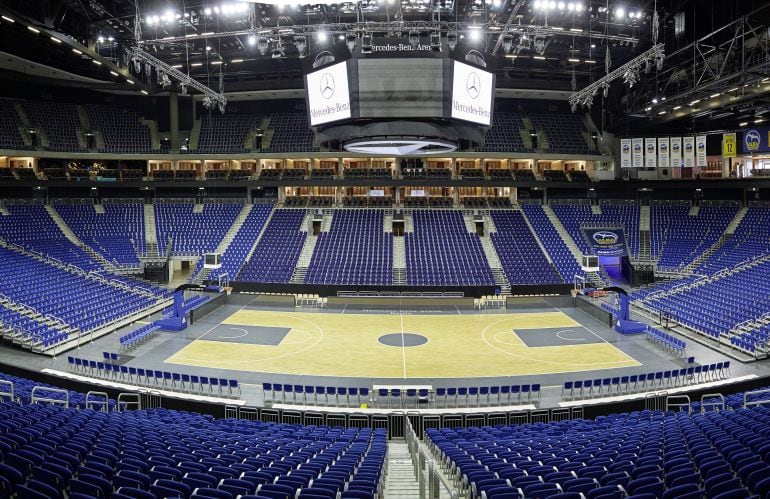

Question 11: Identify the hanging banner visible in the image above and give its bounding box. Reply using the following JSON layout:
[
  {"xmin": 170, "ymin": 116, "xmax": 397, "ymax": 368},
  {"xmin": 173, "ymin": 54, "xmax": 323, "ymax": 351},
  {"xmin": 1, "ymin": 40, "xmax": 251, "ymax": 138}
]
[
  {"xmin": 581, "ymin": 227, "xmax": 629, "ymax": 257},
  {"xmin": 722, "ymin": 133, "xmax": 736, "ymax": 158},
  {"xmin": 670, "ymin": 137, "xmax": 682, "ymax": 168},
  {"xmin": 696, "ymin": 135, "xmax": 707, "ymax": 167},
  {"xmin": 620, "ymin": 139, "xmax": 632, "ymax": 168},
  {"xmin": 658, "ymin": 137, "xmax": 670, "ymax": 169},
  {"xmin": 683, "ymin": 136, "xmax": 695, "ymax": 167},
  {"xmin": 644, "ymin": 138, "xmax": 657, "ymax": 168},
  {"xmin": 632, "ymin": 138, "xmax": 644, "ymax": 168}
]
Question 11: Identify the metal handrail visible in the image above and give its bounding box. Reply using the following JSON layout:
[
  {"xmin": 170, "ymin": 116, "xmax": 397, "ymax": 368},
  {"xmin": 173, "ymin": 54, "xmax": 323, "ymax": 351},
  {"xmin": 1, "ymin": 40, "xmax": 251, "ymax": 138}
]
[
  {"xmin": 117, "ymin": 393, "xmax": 142, "ymax": 411},
  {"xmin": 665, "ymin": 394, "xmax": 692, "ymax": 413},
  {"xmin": 404, "ymin": 412, "xmax": 459, "ymax": 499},
  {"xmin": 85, "ymin": 391, "xmax": 110, "ymax": 412},
  {"xmin": 700, "ymin": 393, "xmax": 725, "ymax": 413},
  {"xmin": 744, "ymin": 388, "xmax": 770, "ymax": 409},
  {"xmin": 0, "ymin": 380, "xmax": 13, "ymax": 401},
  {"xmin": 30, "ymin": 386, "xmax": 69, "ymax": 407}
]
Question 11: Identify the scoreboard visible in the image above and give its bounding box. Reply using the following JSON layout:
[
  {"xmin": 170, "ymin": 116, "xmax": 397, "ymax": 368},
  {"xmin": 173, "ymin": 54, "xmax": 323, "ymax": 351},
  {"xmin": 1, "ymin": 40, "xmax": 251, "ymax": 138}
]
[{"xmin": 304, "ymin": 38, "xmax": 495, "ymax": 128}]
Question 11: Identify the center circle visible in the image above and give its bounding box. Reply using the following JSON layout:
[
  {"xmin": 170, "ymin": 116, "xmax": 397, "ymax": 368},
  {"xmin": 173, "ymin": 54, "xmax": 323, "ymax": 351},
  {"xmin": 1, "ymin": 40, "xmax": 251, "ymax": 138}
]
[{"xmin": 378, "ymin": 333, "xmax": 428, "ymax": 348}]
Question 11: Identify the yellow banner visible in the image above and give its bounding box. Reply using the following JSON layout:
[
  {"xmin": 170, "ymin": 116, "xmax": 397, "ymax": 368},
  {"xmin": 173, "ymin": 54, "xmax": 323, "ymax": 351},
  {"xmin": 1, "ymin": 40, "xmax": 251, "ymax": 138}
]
[{"xmin": 722, "ymin": 133, "xmax": 737, "ymax": 158}]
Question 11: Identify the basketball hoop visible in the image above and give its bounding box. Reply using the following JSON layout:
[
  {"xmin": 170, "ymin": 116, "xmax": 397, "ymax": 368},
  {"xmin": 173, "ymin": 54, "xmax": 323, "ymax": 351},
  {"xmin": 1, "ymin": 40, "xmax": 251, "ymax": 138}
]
[{"xmin": 571, "ymin": 289, "xmax": 579, "ymax": 298}]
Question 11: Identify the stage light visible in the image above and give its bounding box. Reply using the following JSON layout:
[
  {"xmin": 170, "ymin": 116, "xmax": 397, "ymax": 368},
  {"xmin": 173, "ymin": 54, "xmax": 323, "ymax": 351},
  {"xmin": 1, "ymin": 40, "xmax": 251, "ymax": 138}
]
[
  {"xmin": 204, "ymin": 7, "xmax": 212, "ymax": 15},
  {"xmin": 430, "ymin": 32, "xmax": 441, "ymax": 51},
  {"xmin": 469, "ymin": 29, "xmax": 480, "ymax": 42},
  {"xmin": 271, "ymin": 47, "xmax": 282, "ymax": 59},
  {"xmin": 408, "ymin": 30, "xmax": 419, "ymax": 47},
  {"xmin": 247, "ymin": 35, "xmax": 256, "ymax": 46},
  {"xmin": 361, "ymin": 33, "xmax": 372, "ymax": 53},
  {"xmin": 317, "ymin": 31, "xmax": 327, "ymax": 42},
  {"xmin": 567, "ymin": 2, "xmax": 575, "ymax": 11},
  {"xmin": 447, "ymin": 32, "xmax": 458, "ymax": 50},
  {"xmin": 295, "ymin": 35, "xmax": 307, "ymax": 55},
  {"xmin": 97, "ymin": 35, "xmax": 105, "ymax": 43},
  {"xmin": 615, "ymin": 7, "xmax": 625, "ymax": 19},
  {"xmin": 108, "ymin": 36, "xmax": 114, "ymax": 42},
  {"xmin": 206, "ymin": 45, "xmax": 212, "ymax": 51},
  {"xmin": 502, "ymin": 34, "xmax": 513, "ymax": 53},
  {"xmin": 557, "ymin": 2, "xmax": 565, "ymax": 10},
  {"xmin": 651, "ymin": 98, "xmax": 658, "ymax": 104},
  {"xmin": 346, "ymin": 32, "xmax": 358, "ymax": 51},
  {"xmin": 258, "ymin": 37, "xmax": 268, "ymax": 55}
]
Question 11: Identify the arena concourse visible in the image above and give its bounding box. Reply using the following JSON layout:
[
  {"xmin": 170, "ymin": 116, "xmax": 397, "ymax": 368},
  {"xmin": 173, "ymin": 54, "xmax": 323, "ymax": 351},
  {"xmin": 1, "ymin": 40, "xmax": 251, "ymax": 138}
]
[{"xmin": 1, "ymin": 0, "xmax": 770, "ymax": 497}]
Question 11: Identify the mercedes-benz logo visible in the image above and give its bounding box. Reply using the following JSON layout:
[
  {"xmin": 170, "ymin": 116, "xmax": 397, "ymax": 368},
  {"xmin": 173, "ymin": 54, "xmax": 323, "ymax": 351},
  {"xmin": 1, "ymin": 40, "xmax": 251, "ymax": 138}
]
[
  {"xmin": 466, "ymin": 71, "xmax": 481, "ymax": 99},
  {"xmin": 320, "ymin": 72, "xmax": 335, "ymax": 99}
]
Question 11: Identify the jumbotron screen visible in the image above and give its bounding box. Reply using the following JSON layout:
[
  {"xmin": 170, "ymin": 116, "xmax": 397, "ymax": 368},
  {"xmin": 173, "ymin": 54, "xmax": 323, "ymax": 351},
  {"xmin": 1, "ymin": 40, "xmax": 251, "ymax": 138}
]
[
  {"xmin": 305, "ymin": 61, "xmax": 352, "ymax": 126},
  {"xmin": 450, "ymin": 60, "xmax": 494, "ymax": 126},
  {"xmin": 356, "ymin": 58, "xmax": 445, "ymax": 118}
]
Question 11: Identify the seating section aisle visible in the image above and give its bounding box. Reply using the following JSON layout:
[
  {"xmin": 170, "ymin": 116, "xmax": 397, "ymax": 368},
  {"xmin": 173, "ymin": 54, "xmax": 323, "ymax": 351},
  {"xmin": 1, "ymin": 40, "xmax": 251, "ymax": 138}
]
[
  {"xmin": 305, "ymin": 210, "xmax": 393, "ymax": 286},
  {"xmin": 0, "ymin": 99, "xmax": 27, "ymax": 150},
  {"xmin": 521, "ymin": 204, "xmax": 584, "ymax": 282},
  {"xmin": 0, "ymin": 402, "xmax": 387, "ymax": 499},
  {"xmin": 0, "ymin": 204, "xmax": 101, "ymax": 271},
  {"xmin": 54, "ymin": 202, "xmax": 145, "ymax": 267},
  {"xmin": 22, "ymin": 101, "xmax": 84, "ymax": 152},
  {"xmin": 479, "ymin": 112, "xmax": 528, "ymax": 152},
  {"xmin": 651, "ymin": 203, "xmax": 739, "ymax": 270},
  {"xmin": 85, "ymin": 105, "xmax": 154, "ymax": 154},
  {"xmin": 406, "ymin": 211, "xmax": 494, "ymax": 286},
  {"xmin": 263, "ymin": 112, "xmax": 317, "ymax": 153},
  {"xmin": 429, "ymin": 407, "xmax": 770, "ymax": 499},
  {"xmin": 490, "ymin": 210, "xmax": 563, "ymax": 285},
  {"xmin": 154, "ymin": 202, "xmax": 242, "ymax": 256},
  {"xmin": 695, "ymin": 205, "xmax": 770, "ymax": 275},
  {"xmin": 530, "ymin": 113, "xmax": 591, "ymax": 154},
  {"xmin": 194, "ymin": 114, "xmax": 263, "ymax": 154},
  {"xmin": 0, "ymin": 246, "xmax": 164, "ymax": 348},
  {"xmin": 552, "ymin": 202, "xmax": 640, "ymax": 259},
  {"xmin": 210, "ymin": 204, "xmax": 273, "ymax": 281},
  {"xmin": 237, "ymin": 209, "xmax": 308, "ymax": 283}
]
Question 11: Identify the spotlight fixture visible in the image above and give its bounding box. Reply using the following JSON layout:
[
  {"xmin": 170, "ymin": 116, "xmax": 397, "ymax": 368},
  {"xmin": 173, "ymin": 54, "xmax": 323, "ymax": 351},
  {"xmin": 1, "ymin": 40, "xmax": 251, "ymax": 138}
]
[
  {"xmin": 257, "ymin": 37, "xmax": 268, "ymax": 55},
  {"xmin": 447, "ymin": 32, "xmax": 458, "ymax": 50},
  {"xmin": 430, "ymin": 32, "xmax": 441, "ymax": 52},
  {"xmin": 501, "ymin": 34, "xmax": 513, "ymax": 53},
  {"xmin": 346, "ymin": 33, "xmax": 357, "ymax": 51},
  {"xmin": 408, "ymin": 30, "xmax": 419, "ymax": 48},
  {"xmin": 247, "ymin": 34, "xmax": 256, "ymax": 46},
  {"xmin": 533, "ymin": 35, "xmax": 546, "ymax": 54},
  {"xmin": 295, "ymin": 35, "xmax": 307, "ymax": 56},
  {"xmin": 361, "ymin": 33, "xmax": 372, "ymax": 53}
]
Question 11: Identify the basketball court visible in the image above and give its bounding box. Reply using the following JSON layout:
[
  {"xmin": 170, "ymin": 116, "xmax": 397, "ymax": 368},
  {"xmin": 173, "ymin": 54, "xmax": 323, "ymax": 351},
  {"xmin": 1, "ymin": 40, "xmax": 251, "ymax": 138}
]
[{"xmin": 164, "ymin": 307, "xmax": 641, "ymax": 378}]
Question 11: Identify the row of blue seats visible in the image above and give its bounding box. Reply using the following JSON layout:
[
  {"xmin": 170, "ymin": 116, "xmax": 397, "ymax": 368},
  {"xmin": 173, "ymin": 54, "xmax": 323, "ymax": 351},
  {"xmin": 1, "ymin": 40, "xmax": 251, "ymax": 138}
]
[
  {"xmin": 645, "ymin": 326, "xmax": 687, "ymax": 355},
  {"xmin": 562, "ymin": 362, "xmax": 731, "ymax": 400},
  {"xmin": 67, "ymin": 357, "xmax": 240, "ymax": 398},
  {"xmin": 429, "ymin": 408, "xmax": 770, "ymax": 499},
  {"xmin": 118, "ymin": 324, "xmax": 160, "ymax": 350},
  {"xmin": 0, "ymin": 403, "xmax": 386, "ymax": 499},
  {"xmin": 263, "ymin": 383, "xmax": 543, "ymax": 408}
]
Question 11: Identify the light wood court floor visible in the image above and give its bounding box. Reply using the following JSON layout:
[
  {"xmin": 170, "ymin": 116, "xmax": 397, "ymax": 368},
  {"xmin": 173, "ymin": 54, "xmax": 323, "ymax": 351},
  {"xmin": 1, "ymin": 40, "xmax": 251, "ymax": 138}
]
[{"xmin": 165, "ymin": 309, "xmax": 640, "ymax": 378}]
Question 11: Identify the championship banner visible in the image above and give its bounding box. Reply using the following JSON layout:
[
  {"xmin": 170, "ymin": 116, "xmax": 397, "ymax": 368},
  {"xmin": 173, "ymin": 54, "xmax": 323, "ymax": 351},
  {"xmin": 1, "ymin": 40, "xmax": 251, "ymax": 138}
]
[
  {"xmin": 620, "ymin": 139, "xmax": 632, "ymax": 168},
  {"xmin": 670, "ymin": 137, "xmax": 682, "ymax": 168},
  {"xmin": 644, "ymin": 138, "xmax": 657, "ymax": 168},
  {"xmin": 722, "ymin": 133, "xmax": 736, "ymax": 158},
  {"xmin": 683, "ymin": 136, "xmax": 695, "ymax": 168},
  {"xmin": 696, "ymin": 135, "xmax": 707, "ymax": 167},
  {"xmin": 582, "ymin": 228, "xmax": 629, "ymax": 257},
  {"xmin": 658, "ymin": 137, "xmax": 670, "ymax": 169},
  {"xmin": 632, "ymin": 138, "xmax": 644, "ymax": 168}
]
